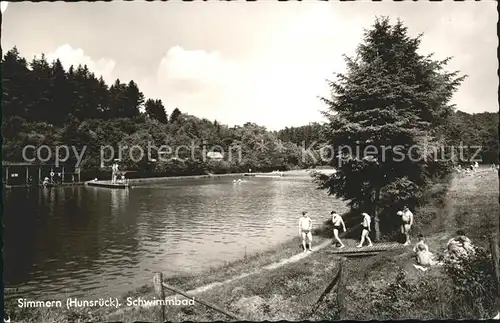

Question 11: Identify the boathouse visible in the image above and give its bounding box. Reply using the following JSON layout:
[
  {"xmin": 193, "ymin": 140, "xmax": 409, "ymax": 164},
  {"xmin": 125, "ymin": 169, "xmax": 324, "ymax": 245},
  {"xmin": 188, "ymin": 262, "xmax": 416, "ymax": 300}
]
[{"xmin": 2, "ymin": 161, "xmax": 82, "ymax": 187}]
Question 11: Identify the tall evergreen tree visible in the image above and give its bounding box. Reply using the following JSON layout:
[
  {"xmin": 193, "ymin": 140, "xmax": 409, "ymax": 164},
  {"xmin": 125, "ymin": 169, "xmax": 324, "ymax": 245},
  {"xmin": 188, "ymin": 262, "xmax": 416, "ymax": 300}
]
[
  {"xmin": 123, "ymin": 80, "xmax": 144, "ymax": 118},
  {"xmin": 108, "ymin": 79, "xmax": 128, "ymax": 118},
  {"xmin": 29, "ymin": 54, "xmax": 53, "ymax": 122},
  {"xmin": 145, "ymin": 98, "xmax": 168, "ymax": 123},
  {"xmin": 49, "ymin": 59, "xmax": 72, "ymax": 124},
  {"xmin": 315, "ymin": 18, "xmax": 466, "ymax": 240},
  {"xmin": 1, "ymin": 47, "xmax": 30, "ymax": 119},
  {"xmin": 170, "ymin": 107, "xmax": 182, "ymax": 123}
]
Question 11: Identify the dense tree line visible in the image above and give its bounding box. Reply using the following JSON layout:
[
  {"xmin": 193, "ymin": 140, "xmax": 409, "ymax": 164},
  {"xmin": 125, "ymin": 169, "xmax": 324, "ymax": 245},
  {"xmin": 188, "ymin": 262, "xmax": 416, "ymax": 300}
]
[
  {"xmin": 437, "ymin": 110, "xmax": 499, "ymax": 165},
  {"xmin": 1, "ymin": 47, "xmax": 331, "ymax": 177},
  {"xmin": 1, "ymin": 43, "xmax": 497, "ymax": 183}
]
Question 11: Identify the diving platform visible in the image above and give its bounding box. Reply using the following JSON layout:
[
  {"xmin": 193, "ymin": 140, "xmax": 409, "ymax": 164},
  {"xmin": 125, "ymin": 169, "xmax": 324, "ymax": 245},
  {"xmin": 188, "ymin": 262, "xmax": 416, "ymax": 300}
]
[
  {"xmin": 86, "ymin": 180, "xmax": 129, "ymax": 189},
  {"xmin": 244, "ymin": 172, "xmax": 284, "ymax": 178},
  {"xmin": 328, "ymin": 242, "xmax": 406, "ymax": 258}
]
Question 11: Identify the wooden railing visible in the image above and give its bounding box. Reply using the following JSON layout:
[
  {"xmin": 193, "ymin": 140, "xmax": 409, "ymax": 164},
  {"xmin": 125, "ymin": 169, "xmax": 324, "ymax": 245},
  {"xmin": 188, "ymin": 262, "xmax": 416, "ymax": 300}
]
[
  {"xmin": 152, "ymin": 272, "xmax": 241, "ymax": 321},
  {"xmin": 310, "ymin": 257, "xmax": 347, "ymax": 319}
]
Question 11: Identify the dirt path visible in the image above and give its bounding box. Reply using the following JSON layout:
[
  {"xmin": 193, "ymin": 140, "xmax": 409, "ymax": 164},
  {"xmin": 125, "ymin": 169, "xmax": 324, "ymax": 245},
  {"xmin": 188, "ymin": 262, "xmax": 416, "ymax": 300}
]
[{"xmin": 107, "ymin": 238, "xmax": 334, "ymax": 316}]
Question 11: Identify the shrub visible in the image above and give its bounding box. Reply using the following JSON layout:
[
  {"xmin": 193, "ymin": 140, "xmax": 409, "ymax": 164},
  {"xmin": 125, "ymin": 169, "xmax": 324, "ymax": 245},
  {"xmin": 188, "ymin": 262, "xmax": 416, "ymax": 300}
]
[{"xmin": 443, "ymin": 246, "xmax": 496, "ymax": 318}]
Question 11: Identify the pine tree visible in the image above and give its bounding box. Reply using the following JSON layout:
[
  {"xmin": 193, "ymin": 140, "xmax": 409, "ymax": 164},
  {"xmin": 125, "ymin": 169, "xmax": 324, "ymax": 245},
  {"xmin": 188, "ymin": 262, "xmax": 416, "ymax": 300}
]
[
  {"xmin": 108, "ymin": 79, "xmax": 128, "ymax": 118},
  {"xmin": 49, "ymin": 59, "xmax": 71, "ymax": 124},
  {"xmin": 145, "ymin": 98, "xmax": 168, "ymax": 123},
  {"xmin": 29, "ymin": 54, "xmax": 53, "ymax": 122},
  {"xmin": 316, "ymin": 17, "xmax": 466, "ymax": 240},
  {"xmin": 123, "ymin": 80, "xmax": 144, "ymax": 118},
  {"xmin": 170, "ymin": 107, "xmax": 182, "ymax": 123},
  {"xmin": 1, "ymin": 47, "xmax": 31, "ymax": 119}
]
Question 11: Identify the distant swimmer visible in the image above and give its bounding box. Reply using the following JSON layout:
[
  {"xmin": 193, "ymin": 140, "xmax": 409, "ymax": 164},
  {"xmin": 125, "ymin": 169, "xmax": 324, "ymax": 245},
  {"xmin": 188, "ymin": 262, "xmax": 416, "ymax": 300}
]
[
  {"xmin": 331, "ymin": 211, "xmax": 346, "ymax": 248},
  {"xmin": 299, "ymin": 211, "xmax": 313, "ymax": 252},
  {"xmin": 356, "ymin": 212, "xmax": 373, "ymax": 248},
  {"xmin": 400, "ymin": 205, "xmax": 414, "ymax": 245}
]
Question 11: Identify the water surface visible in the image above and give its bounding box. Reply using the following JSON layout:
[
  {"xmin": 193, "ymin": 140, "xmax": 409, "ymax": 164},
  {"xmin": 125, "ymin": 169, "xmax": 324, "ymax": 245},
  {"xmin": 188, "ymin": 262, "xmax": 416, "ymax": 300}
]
[{"xmin": 4, "ymin": 175, "xmax": 346, "ymax": 299}]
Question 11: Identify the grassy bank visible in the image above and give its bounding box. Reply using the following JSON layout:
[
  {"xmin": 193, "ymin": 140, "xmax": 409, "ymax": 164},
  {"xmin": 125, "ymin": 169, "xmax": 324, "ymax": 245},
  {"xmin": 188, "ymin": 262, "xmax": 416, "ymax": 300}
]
[
  {"xmin": 108, "ymin": 170, "xmax": 498, "ymax": 322},
  {"xmin": 337, "ymin": 169, "xmax": 499, "ymax": 320},
  {"xmin": 4, "ymin": 234, "xmax": 332, "ymax": 322},
  {"xmin": 5, "ymin": 169, "xmax": 498, "ymax": 322}
]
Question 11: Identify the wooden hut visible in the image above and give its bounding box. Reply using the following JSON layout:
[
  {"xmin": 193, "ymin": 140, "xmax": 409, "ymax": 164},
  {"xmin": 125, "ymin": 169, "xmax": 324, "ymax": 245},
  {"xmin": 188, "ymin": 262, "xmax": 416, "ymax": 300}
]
[{"xmin": 2, "ymin": 161, "xmax": 82, "ymax": 188}]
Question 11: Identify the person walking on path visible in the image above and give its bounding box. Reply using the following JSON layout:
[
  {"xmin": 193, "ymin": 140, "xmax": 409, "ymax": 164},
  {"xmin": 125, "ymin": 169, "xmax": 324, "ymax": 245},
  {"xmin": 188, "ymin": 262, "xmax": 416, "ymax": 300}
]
[
  {"xmin": 357, "ymin": 212, "xmax": 373, "ymax": 248},
  {"xmin": 331, "ymin": 211, "xmax": 346, "ymax": 248},
  {"xmin": 299, "ymin": 211, "xmax": 313, "ymax": 252}
]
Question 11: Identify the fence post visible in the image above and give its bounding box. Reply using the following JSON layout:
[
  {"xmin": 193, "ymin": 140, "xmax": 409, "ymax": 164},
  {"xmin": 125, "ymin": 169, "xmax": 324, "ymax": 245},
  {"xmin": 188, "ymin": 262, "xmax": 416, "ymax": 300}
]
[
  {"xmin": 153, "ymin": 272, "xmax": 166, "ymax": 322},
  {"xmin": 336, "ymin": 257, "xmax": 347, "ymax": 320},
  {"xmin": 491, "ymin": 233, "xmax": 500, "ymax": 317},
  {"xmin": 161, "ymin": 281, "xmax": 241, "ymax": 320}
]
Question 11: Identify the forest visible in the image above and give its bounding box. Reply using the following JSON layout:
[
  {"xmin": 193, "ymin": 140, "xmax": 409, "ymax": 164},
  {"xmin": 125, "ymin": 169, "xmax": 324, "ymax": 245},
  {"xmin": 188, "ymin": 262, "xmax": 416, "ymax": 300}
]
[{"xmin": 1, "ymin": 46, "xmax": 498, "ymax": 181}]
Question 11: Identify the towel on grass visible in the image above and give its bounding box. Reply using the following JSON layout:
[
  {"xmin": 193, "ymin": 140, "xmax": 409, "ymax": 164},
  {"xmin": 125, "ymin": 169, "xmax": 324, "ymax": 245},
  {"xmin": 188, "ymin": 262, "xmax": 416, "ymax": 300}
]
[{"xmin": 413, "ymin": 264, "xmax": 429, "ymax": 272}]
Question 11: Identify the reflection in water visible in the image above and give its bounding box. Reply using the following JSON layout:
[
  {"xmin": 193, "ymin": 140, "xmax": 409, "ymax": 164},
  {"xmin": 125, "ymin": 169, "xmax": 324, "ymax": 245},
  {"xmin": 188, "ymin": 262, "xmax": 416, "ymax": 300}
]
[
  {"xmin": 4, "ymin": 177, "xmax": 347, "ymax": 300},
  {"xmin": 110, "ymin": 188, "xmax": 129, "ymax": 216}
]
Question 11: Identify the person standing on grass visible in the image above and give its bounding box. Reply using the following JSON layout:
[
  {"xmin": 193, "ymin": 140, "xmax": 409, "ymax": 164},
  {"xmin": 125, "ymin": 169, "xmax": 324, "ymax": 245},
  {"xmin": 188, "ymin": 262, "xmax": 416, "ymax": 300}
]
[
  {"xmin": 356, "ymin": 212, "xmax": 373, "ymax": 248},
  {"xmin": 299, "ymin": 211, "xmax": 313, "ymax": 252},
  {"xmin": 399, "ymin": 205, "xmax": 414, "ymax": 245},
  {"xmin": 331, "ymin": 211, "xmax": 346, "ymax": 248}
]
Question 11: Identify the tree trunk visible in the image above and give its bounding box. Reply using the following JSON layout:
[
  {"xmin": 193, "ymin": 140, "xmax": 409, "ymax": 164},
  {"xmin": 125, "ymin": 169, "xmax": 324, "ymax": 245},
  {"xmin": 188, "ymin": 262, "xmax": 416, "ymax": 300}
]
[{"xmin": 373, "ymin": 188, "xmax": 381, "ymax": 242}]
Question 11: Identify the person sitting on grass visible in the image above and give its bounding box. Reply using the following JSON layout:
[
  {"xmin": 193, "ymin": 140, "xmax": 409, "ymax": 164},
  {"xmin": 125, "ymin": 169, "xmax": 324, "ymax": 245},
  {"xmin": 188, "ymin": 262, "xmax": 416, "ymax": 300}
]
[
  {"xmin": 356, "ymin": 212, "xmax": 373, "ymax": 248},
  {"xmin": 413, "ymin": 234, "xmax": 433, "ymax": 266},
  {"xmin": 446, "ymin": 230, "xmax": 474, "ymax": 259},
  {"xmin": 331, "ymin": 211, "xmax": 346, "ymax": 248}
]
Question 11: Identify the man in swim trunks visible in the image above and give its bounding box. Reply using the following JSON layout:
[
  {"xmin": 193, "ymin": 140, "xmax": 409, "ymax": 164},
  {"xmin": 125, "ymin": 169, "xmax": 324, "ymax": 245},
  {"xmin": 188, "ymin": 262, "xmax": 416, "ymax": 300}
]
[
  {"xmin": 331, "ymin": 211, "xmax": 346, "ymax": 248},
  {"xmin": 400, "ymin": 205, "xmax": 414, "ymax": 245},
  {"xmin": 356, "ymin": 212, "xmax": 373, "ymax": 248},
  {"xmin": 299, "ymin": 211, "xmax": 313, "ymax": 252}
]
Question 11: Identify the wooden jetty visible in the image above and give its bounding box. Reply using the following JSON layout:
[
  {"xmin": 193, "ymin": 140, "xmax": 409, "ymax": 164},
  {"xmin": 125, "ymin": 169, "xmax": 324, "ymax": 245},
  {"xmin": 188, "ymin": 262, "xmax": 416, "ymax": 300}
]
[
  {"xmin": 86, "ymin": 180, "xmax": 129, "ymax": 189},
  {"xmin": 328, "ymin": 242, "xmax": 405, "ymax": 258},
  {"xmin": 244, "ymin": 172, "xmax": 284, "ymax": 178}
]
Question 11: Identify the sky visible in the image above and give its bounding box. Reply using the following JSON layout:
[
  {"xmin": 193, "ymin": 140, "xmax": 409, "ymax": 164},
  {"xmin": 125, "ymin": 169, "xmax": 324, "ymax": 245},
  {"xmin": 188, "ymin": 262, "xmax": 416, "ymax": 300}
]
[{"xmin": 1, "ymin": 1, "xmax": 498, "ymax": 130}]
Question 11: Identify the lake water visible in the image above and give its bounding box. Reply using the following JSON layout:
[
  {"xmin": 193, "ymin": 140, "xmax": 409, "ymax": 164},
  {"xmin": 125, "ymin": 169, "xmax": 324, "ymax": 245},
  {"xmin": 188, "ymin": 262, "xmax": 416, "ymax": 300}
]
[{"xmin": 4, "ymin": 175, "xmax": 347, "ymax": 300}]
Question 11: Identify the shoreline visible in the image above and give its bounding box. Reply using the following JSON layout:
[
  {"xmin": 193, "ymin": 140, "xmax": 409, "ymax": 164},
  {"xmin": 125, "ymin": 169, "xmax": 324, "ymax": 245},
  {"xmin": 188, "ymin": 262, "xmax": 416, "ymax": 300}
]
[
  {"xmin": 106, "ymin": 237, "xmax": 335, "ymax": 317},
  {"xmin": 4, "ymin": 234, "xmax": 333, "ymax": 321},
  {"xmin": 3, "ymin": 168, "xmax": 334, "ymax": 189},
  {"xmin": 3, "ymin": 166, "xmax": 340, "ymax": 321},
  {"xmin": 4, "ymin": 171, "xmax": 498, "ymax": 321}
]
